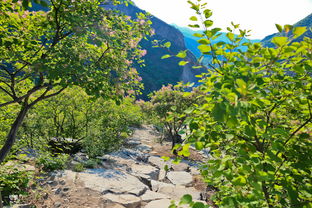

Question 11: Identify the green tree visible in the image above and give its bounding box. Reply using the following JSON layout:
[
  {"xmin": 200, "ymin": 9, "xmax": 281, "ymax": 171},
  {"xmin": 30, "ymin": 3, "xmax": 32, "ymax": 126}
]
[
  {"xmin": 150, "ymin": 84, "xmax": 200, "ymax": 149},
  {"xmin": 171, "ymin": 1, "xmax": 311, "ymax": 207},
  {"xmin": 0, "ymin": 0, "xmax": 152, "ymax": 162}
]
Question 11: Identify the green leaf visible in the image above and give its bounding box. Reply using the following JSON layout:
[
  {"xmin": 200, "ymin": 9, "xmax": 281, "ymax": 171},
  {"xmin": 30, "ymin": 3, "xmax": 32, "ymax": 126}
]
[
  {"xmin": 188, "ymin": 24, "xmax": 200, "ymax": 28},
  {"xmin": 192, "ymin": 202, "xmax": 205, "ymax": 208},
  {"xmin": 203, "ymin": 9, "xmax": 212, "ymax": 18},
  {"xmin": 161, "ymin": 156, "xmax": 170, "ymax": 161},
  {"xmin": 236, "ymin": 79, "xmax": 246, "ymax": 88},
  {"xmin": 226, "ymin": 33, "xmax": 235, "ymax": 41},
  {"xmin": 203, "ymin": 20, "xmax": 213, "ymax": 28},
  {"xmin": 275, "ymin": 24, "xmax": 283, "ymax": 33},
  {"xmin": 197, "ymin": 38, "xmax": 210, "ymax": 45},
  {"xmin": 293, "ymin": 27, "xmax": 307, "ymax": 38},
  {"xmin": 197, "ymin": 45, "xmax": 211, "ymax": 53},
  {"xmin": 164, "ymin": 42, "xmax": 171, "ymax": 48},
  {"xmin": 190, "ymin": 16, "xmax": 198, "ymax": 21},
  {"xmin": 185, "ymin": 107, "xmax": 194, "ymax": 114},
  {"xmin": 180, "ymin": 194, "xmax": 193, "ymax": 205},
  {"xmin": 193, "ymin": 33, "xmax": 204, "ymax": 38},
  {"xmin": 284, "ymin": 24, "xmax": 293, "ymax": 33},
  {"xmin": 195, "ymin": 142, "xmax": 204, "ymax": 150},
  {"xmin": 232, "ymin": 176, "xmax": 247, "ymax": 186},
  {"xmin": 161, "ymin": 54, "xmax": 171, "ymax": 59},
  {"xmin": 179, "ymin": 61, "xmax": 189, "ymax": 66},
  {"xmin": 272, "ymin": 37, "xmax": 288, "ymax": 47},
  {"xmin": 212, "ymin": 103, "xmax": 225, "ymax": 122},
  {"xmin": 176, "ymin": 51, "xmax": 187, "ymax": 58}
]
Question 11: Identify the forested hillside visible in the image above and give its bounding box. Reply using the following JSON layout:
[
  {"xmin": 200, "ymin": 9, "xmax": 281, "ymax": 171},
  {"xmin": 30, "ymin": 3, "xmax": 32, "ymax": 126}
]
[{"xmin": 0, "ymin": 0, "xmax": 311, "ymax": 208}]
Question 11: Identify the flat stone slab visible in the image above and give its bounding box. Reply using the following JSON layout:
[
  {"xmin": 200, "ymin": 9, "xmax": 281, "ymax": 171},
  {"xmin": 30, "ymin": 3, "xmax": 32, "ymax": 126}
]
[
  {"xmin": 171, "ymin": 162, "xmax": 189, "ymax": 171},
  {"xmin": 140, "ymin": 190, "xmax": 169, "ymax": 202},
  {"xmin": 130, "ymin": 163, "xmax": 159, "ymax": 180},
  {"xmin": 103, "ymin": 193, "xmax": 141, "ymax": 208},
  {"xmin": 78, "ymin": 169, "xmax": 148, "ymax": 196},
  {"xmin": 148, "ymin": 156, "xmax": 171, "ymax": 169},
  {"xmin": 167, "ymin": 171, "xmax": 193, "ymax": 186},
  {"xmin": 158, "ymin": 185, "xmax": 202, "ymax": 201},
  {"xmin": 151, "ymin": 180, "xmax": 174, "ymax": 192},
  {"xmin": 144, "ymin": 199, "xmax": 171, "ymax": 208}
]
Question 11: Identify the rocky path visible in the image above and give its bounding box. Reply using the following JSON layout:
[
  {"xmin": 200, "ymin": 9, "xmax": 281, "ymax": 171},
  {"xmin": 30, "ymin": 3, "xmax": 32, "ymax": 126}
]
[{"xmin": 35, "ymin": 126, "xmax": 207, "ymax": 208}]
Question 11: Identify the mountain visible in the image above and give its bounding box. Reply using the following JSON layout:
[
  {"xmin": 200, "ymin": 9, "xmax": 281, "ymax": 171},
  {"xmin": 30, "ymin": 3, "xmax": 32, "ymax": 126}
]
[
  {"xmin": 31, "ymin": 2, "xmax": 204, "ymax": 100},
  {"xmin": 109, "ymin": 4, "xmax": 205, "ymax": 100},
  {"xmin": 172, "ymin": 24, "xmax": 260, "ymax": 65},
  {"xmin": 261, "ymin": 13, "xmax": 312, "ymax": 47}
]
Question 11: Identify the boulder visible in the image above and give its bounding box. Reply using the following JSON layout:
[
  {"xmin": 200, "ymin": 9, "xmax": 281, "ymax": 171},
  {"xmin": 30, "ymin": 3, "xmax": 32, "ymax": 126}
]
[
  {"xmin": 103, "ymin": 193, "xmax": 141, "ymax": 208},
  {"xmin": 78, "ymin": 169, "xmax": 148, "ymax": 196},
  {"xmin": 140, "ymin": 190, "xmax": 169, "ymax": 202},
  {"xmin": 167, "ymin": 171, "xmax": 193, "ymax": 186}
]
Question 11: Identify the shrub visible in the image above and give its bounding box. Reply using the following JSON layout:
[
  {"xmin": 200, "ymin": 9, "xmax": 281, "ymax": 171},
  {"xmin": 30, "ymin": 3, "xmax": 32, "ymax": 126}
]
[
  {"xmin": 36, "ymin": 152, "xmax": 69, "ymax": 172},
  {"xmin": 0, "ymin": 164, "xmax": 32, "ymax": 205},
  {"xmin": 167, "ymin": 1, "xmax": 312, "ymax": 207}
]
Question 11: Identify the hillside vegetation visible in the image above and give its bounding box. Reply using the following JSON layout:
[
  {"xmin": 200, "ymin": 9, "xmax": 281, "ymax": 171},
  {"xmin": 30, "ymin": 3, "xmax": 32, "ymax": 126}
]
[{"xmin": 0, "ymin": 0, "xmax": 311, "ymax": 208}]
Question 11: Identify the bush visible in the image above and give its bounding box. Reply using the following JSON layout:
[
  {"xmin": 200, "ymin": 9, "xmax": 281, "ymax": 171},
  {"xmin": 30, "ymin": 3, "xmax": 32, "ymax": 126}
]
[
  {"xmin": 150, "ymin": 84, "xmax": 201, "ymax": 148},
  {"xmin": 73, "ymin": 163, "xmax": 85, "ymax": 172},
  {"xmin": 171, "ymin": 1, "xmax": 312, "ymax": 207},
  {"xmin": 0, "ymin": 164, "xmax": 32, "ymax": 205},
  {"xmin": 35, "ymin": 152, "xmax": 69, "ymax": 172}
]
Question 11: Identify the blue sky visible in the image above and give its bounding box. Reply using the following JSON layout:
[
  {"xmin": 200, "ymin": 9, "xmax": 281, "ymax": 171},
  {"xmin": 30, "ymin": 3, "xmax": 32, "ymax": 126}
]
[{"xmin": 133, "ymin": 0, "xmax": 312, "ymax": 39}]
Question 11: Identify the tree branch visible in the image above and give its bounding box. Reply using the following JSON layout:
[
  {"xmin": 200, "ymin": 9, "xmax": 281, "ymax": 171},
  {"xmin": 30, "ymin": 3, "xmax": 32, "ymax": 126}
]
[{"xmin": 29, "ymin": 86, "xmax": 67, "ymax": 107}]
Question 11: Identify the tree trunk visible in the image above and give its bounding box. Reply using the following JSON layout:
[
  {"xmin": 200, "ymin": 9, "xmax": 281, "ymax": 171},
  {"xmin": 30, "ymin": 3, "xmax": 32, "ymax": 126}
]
[{"xmin": 0, "ymin": 103, "xmax": 29, "ymax": 163}]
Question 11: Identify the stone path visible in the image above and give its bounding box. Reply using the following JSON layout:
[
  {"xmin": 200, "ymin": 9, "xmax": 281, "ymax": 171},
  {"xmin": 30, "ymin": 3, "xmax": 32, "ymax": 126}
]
[{"xmin": 36, "ymin": 125, "xmax": 208, "ymax": 208}]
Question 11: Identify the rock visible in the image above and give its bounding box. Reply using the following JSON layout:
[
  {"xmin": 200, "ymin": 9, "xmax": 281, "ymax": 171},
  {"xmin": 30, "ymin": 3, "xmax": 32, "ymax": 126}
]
[
  {"xmin": 54, "ymin": 201, "xmax": 62, "ymax": 208},
  {"xmin": 151, "ymin": 180, "xmax": 174, "ymax": 192},
  {"xmin": 125, "ymin": 140, "xmax": 141, "ymax": 147},
  {"xmin": 148, "ymin": 156, "xmax": 171, "ymax": 169},
  {"xmin": 134, "ymin": 144, "xmax": 152, "ymax": 153},
  {"xmin": 158, "ymin": 185, "xmax": 202, "ymax": 201},
  {"xmin": 130, "ymin": 163, "xmax": 159, "ymax": 180},
  {"xmin": 158, "ymin": 169, "xmax": 166, "ymax": 181},
  {"xmin": 106, "ymin": 203, "xmax": 127, "ymax": 208},
  {"xmin": 171, "ymin": 162, "xmax": 189, "ymax": 171},
  {"xmin": 56, "ymin": 170, "xmax": 78, "ymax": 184},
  {"xmin": 53, "ymin": 188, "xmax": 62, "ymax": 195},
  {"xmin": 103, "ymin": 193, "xmax": 141, "ymax": 208},
  {"xmin": 73, "ymin": 152, "xmax": 89, "ymax": 162},
  {"xmin": 144, "ymin": 199, "xmax": 171, "ymax": 208},
  {"xmin": 190, "ymin": 167, "xmax": 200, "ymax": 175},
  {"xmin": 12, "ymin": 204, "xmax": 32, "ymax": 208},
  {"xmin": 78, "ymin": 169, "xmax": 148, "ymax": 196},
  {"xmin": 167, "ymin": 171, "xmax": 193, "ymax": 186},
  {"xmin": 63, "ymin": 187, "xmax": 70, "ymax": 192},
  {"xmin": 110, "ymin": 148, "xmax": 149, "ymax": 163},
  {"xmin": 140, "ymin": 190, "xmax": 169, "ymax": 202}
]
